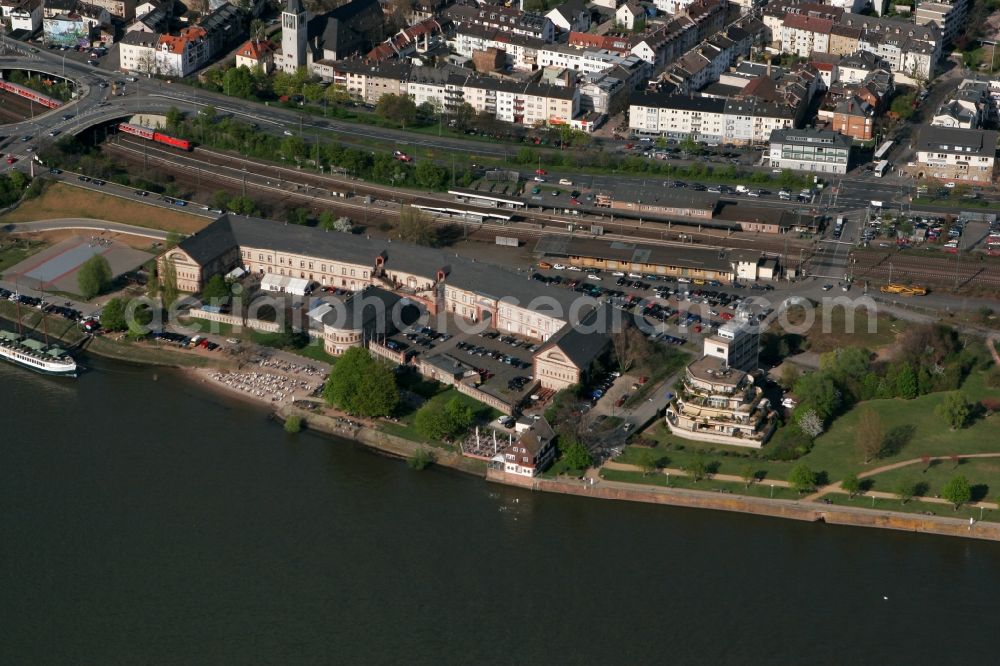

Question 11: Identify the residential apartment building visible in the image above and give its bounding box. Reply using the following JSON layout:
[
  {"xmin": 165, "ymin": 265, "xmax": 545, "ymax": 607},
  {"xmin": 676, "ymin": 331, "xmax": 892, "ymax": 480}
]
[
  {"xmin": 234, "ymin": 39, "xmax": 276, "ymax": 74},
  {"xmin": 779, "ymin": 14, "xmax": 833, "ymax": 57},
  {"xmin": 915, "ymin": 0, "xmax": 967, "ymax": 46},
  {"xmin": 443, "ymin": 4, "xmax": 555, "ymax": 42},
  {"xmin": 913, "ymin": 126, "xmax": 998, "ymax": 185},
  {"xmin": 86, "ymin": 0, "xmax": 134, "ymax": 20},
  {"xmin": 931, "ymin": 101, "xmax": 978, "ymax": 129},
  {"xmin": 629, "ymin": 92, "xmax": 795, "ymax": 145},
  {"xmin": 768, "ymin": 128, "xmax": 851, "ymax": 174},
  {"xmin": 665, "ymin": 356, "xmax": 776, "ymax": 448},
  {"xmin": 9, "ymin": 0, "xmax": 41, "ymax": 31},
  {"xmin": 450, "ymin": 24, "xmax": 545, "ymax": 71}
]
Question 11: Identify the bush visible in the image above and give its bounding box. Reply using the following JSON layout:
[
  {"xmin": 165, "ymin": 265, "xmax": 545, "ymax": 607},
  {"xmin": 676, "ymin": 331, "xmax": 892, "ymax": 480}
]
[
  {"xmin": 408, "ymin": 447, "xmax": 435, "ymax": 470},
  {"xmin": 284, "ymin": 415, "xmax": 303, "ymax": 433}
]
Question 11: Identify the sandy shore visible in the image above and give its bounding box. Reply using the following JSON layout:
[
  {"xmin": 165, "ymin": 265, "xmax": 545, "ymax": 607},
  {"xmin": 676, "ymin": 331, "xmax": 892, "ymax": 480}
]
[{"xmin": 186, "ymin": 364, "xmax": 325, "ymax": 408}]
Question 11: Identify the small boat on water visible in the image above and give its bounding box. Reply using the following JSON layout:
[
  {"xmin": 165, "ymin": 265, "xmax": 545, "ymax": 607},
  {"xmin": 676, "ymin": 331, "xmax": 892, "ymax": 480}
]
[{"xmin": 0, "ymin": 329, "xmax": 78, "ymax": 377}]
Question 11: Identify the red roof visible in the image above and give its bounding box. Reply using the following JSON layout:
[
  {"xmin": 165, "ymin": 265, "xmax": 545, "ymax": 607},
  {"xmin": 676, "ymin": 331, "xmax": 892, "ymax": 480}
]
[
  {"xmin": 236, "ymin": 39, "xmax": 275, "ymax": 60},
  {"xmin": 782, "ymin": 13, "xmax": 833, "ymax": 34}
]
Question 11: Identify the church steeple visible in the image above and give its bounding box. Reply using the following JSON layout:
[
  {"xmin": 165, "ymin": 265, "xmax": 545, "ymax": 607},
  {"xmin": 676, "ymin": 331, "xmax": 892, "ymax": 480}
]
[{"xmin": 281, "ymin": 0, "xmax": 308, "ymax": 72}]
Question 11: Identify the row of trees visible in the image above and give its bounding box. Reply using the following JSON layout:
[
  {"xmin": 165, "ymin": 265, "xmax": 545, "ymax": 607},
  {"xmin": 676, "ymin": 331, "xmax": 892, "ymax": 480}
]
[{"xmin": 164, "ymin": 108, "xmax": 465, "ymax": 192}]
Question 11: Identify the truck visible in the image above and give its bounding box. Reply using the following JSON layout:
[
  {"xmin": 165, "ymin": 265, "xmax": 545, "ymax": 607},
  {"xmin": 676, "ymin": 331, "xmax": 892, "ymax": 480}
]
[{"xmin": 735, "ymin": 185, "xmax": 749, "ymax": 194}]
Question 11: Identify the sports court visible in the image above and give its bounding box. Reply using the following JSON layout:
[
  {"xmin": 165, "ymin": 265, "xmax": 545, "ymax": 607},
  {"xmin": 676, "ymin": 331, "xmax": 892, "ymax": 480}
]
[{"xmin": 5, "ymin": 235, "xmax": 154, "ymax": 295}]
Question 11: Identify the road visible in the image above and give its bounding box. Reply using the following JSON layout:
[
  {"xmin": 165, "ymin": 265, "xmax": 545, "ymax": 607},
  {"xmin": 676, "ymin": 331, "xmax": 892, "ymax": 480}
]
[
  {"xmin": 1, "ymin": 217, "xmax": 174, "ymax": 239},
  {"xmin": 0, "ymin": 36, "xmax": 926, "ymax": 218}
]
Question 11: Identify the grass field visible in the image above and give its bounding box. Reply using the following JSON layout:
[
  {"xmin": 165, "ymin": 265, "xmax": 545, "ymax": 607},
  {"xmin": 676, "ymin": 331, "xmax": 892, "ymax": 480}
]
[
  {"xmin": 0, "ymin": 239, "xmax": 45, "ymax": 276},
  {"xmin": 862, "ymin": 457, "xmax": 1000, "ymax": 502},
  {"xmin": 599, "ymin": 468, "xmax": 802, "ymax": 500},
  {"xmin": 823, "ymin": 492, "xmax": 1000, "ymax": 523},
  {"xmin": 381, "ymin": 384, "xmax": 502, "ymax": 448},
  {"xmin": 782, "ymin": 304, "xmax": 904, "ymax": 354},
  {"xmin": 1, "ymin": 183, "xmax": 210, "ymax": 235}
]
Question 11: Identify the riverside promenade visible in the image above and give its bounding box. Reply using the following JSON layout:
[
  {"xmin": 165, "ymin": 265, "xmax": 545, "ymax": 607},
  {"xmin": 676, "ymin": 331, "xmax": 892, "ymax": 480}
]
[{"xmin": 487, "ymin": 468, "xmax": 1000, "ymax": 542}]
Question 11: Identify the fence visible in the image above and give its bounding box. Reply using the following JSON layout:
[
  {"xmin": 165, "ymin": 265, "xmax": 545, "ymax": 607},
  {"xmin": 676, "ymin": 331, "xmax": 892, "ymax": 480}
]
[{"xmin": 186, "ymin": 308, "xmax": 281, "ymax": 333}]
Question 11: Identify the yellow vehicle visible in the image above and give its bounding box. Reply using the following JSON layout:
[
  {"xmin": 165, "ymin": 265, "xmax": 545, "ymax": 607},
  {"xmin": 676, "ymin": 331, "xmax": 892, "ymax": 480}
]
[{"xmin": 880, "ymin": 283, "xmax": 926, "ymax": 296}]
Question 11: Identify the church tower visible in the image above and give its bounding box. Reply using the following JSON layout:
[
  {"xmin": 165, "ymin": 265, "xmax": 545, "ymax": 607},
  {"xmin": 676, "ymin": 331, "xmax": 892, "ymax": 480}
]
[{"xmin": 281, "ymin": 0, "xmax": 308, "ymax": 73}]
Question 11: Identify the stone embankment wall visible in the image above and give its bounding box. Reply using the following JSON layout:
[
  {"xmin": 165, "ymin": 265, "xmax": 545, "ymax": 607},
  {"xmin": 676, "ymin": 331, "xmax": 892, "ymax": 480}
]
[{"xmin": 487, "ymin": 470, "xmax": 1000, "ymax": 542}]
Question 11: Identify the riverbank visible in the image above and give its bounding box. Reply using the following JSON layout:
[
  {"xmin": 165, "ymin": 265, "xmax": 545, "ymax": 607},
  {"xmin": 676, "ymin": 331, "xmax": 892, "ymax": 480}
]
[
  {"xmin": 486, "ymin": 469, "xmax": 1000, "ymax": 542},
  {"xmin": 0, "ymin": 305, "xmax": 231, "ymax": 369}
]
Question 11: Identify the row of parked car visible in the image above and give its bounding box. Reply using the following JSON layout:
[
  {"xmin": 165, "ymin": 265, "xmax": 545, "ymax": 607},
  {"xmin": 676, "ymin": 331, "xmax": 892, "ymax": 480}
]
[
  {"xmin": 151, "ymin": 331, "xmax": 220, "ymax": 351},
  {"xmin": 457, "ymin": 341, "xmax": 530, "ymax": 369}
]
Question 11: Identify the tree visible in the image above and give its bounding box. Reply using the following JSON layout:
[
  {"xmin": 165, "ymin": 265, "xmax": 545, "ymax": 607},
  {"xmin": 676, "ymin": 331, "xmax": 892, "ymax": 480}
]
[
  {"xmin": 941, "ymin": 475, "xmax": 972, "ymax": 509},
  {"xmin": 101, "ymin": 297, "xmax": 129, "ymax": 331},
  {"xmin": 77, "ymin": 254, "xmax": 112, "ymax": 300},
  {"xmin": 319, "ymin": 210, "xmax": 338, "ymax": 231},
  {"xmin": 842, "ymin": 473, "xmax": 861, "ymax": 498},
  {"xmin": 287, "ymin": 207, "xmax": 311, "ymax": 226},
  {"xmin": 397, "ymin": 206, "xmax": 437, "ymax": 246},
  {"xmin": 611, "ymin": 326, "xmax": 637, "ymax": 374},
  {"xmin": 222, "ymin": 66, "xmax": 255, "ymax": 99},
  {"xmin": 780, "ymin": 363, "xmax": 801, "ymax": 390},
  {"xmin": 894, "ymin": 363, "xmax": 918, "ymax": 399},
  {"xmin": 322, "ymin": 347, "xmax": 398, "ymax": 417},
  {"xmin": 740, "ymin": 463, "xmax": 756, "ymax": 488},
  {"xmin": 284, "ymin": 415, "xmax": 303, "ymax": 433},
  {"xmin": 414, "ymin": 397, "xmax": 475, "ymax": 441},
  {"xmin": 856, "ymin": 407, "xmax": 885, "ymax": 463},
  {"xmin": 890, "ymin": 92, "xmax": 917, "ymax": 120},
  {"xmin": 793, "ymin": 372, "xmax": 842, "ymax": 423},
  {"xmin": 788, "ymin": 463, "xmax": 816, "ymax": 493},
  {"xmin": 685, "ymin": 456, "xmax": 708, "ymax": 481},
  {"xmin": 894, "ymin": 476, "xmax": 917, "ymax": 504},
  {"xmin": 200, "ymin": 274, "xmax": 231, "ymax": 304},
  {"xmin": 937, "ymin": 391, "xmax": 972, "ymax": 430},
  {"xmin": 561, "ymin": 438, "xmax": 593, "ymax": 472},
  {"xmin": 796, "ymin": 409, "xmax": 825, "ymax": 438},
  {"xmin": 414, "ymin": 160, "xmax": 447, "ymax": 189},
  {"xmin": 375, "ymin": 93, "xmax": 418, "ymax": 128},
  {"xmin": 679, "ymin": 136, "xmax": 700, "ymax": 154},
  {"xmin": 161, "ymin": 257, "xmax": 179, "ymax": 309},
  {"xmin": 638, "ymin": 448, "xmax": 660, "ymax": 476},
  {"xmin": 165, "ymin": 106, "xmax": 184, "ymax": 133}
]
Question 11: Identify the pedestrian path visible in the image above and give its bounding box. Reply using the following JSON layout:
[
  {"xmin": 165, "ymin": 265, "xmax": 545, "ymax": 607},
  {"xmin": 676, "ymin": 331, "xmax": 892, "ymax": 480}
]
[{"xmin": 602, "ymin": 460, "xmax": 792, "ymax": 487}]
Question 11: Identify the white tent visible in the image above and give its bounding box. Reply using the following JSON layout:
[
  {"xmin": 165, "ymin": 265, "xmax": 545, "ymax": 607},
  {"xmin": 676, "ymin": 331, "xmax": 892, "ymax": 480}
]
[{"xmin": 260, "ymin": 274, "xmax": 311, "ymax": 296}]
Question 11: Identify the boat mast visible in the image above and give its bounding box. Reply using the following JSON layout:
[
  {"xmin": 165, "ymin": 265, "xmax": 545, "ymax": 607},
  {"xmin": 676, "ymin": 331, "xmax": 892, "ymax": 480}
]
[{"xmin": 13, "ymin": 279, "xmax": 23, "ymax": 337}]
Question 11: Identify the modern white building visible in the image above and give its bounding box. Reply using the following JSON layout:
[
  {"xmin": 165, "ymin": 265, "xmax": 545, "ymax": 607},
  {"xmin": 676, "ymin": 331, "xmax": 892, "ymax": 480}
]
[
  {"xmin": 703, "ymin": 320, "xmax": 759, "ymax": 372},
  {"xmin": 768, "ymin": 128, "xmax": 851, "ymax": 174}
]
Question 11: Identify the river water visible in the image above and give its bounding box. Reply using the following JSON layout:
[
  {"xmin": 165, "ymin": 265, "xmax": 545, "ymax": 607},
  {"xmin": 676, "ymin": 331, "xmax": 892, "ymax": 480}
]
[{"xmin": 2, "ymin": 355, "xmax": 998, "ymax": 665}]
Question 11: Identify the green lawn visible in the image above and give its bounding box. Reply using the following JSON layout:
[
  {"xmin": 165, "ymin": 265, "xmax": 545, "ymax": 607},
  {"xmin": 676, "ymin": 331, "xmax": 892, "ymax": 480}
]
[
  {"xmin": 863, "ymin": 457, "xmax": 1000, "ymax": 502},
  {"xmin": 0, "ymin": 240, "xmax": 45, "ymax": 276},
  {"xmin": 783, "ymin": 304, "xmax": 905, "ymax": 354},
  {"xmin": 632, "ymin": 424, "xmax": 799, "ymax": 483},
  {"xmin": 383, "ymin": 384, "xmax": 503, "ymax": 448},
  {"xmin": 599, "ymin": 468, "xmax": 802, "ymax": 500},
  {"xmin": 822, "ymin": 492, "xmax": 1000, "ymax": 523},
  {"xmin": 797, "ymin": 371, "xmax": 1000, "ymax": 483}
]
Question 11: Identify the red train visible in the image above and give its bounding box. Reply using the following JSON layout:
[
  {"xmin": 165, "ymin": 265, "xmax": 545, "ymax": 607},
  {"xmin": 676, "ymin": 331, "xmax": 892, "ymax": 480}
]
[
  {"xmin": 0, "ymin": 79, "xmax": 62, "ymax": 109},
  {"xmin": 118, "ymin": 122, "xmax": 192, "ymax": 151}
]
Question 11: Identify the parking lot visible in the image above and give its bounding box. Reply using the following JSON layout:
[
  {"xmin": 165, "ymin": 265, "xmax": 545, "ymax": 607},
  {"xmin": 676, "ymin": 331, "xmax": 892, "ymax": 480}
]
[
  {"xmin": 381, "ymin": 315, "xmax": 541, "ymax": 406},
  {"xmin": 531, "ymin": 265, "xmax": 767, "ymax": 340}
]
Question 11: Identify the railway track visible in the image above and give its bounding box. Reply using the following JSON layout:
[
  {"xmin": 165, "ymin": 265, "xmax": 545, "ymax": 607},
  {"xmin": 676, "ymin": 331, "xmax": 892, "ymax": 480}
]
[
  {"xmin": 106, "ymin": 135, "xmax": 806, "ymax": 257},
  {"xmin": 850, "ymin": 249, "xmax": 1000, "ymax": 288}
]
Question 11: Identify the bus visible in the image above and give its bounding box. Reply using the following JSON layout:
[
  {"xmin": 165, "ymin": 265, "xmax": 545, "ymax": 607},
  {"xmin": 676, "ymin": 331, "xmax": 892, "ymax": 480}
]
[
  {"xmin": 874, "ymin": 160, "xmax": 890, "ymax": 177},
  {"xmin": 874, "ymin": 140, "xmax": 893, "ymax": 161}
]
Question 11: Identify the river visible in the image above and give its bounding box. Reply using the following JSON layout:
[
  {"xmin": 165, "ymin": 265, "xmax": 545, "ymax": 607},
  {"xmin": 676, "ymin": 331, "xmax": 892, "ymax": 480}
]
[{"xmin": 1, "ymin": 355, "xmax": 998, "ymax": 665}]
